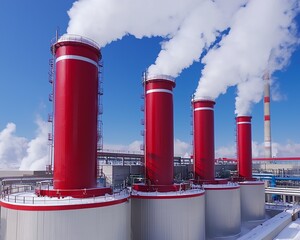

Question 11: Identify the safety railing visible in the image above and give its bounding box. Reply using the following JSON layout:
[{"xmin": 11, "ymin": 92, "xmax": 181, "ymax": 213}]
[
  {"xmin": 1, "ymin": 188, "xmax": 129, "ymax": 206},
  {"xmin": 1, "ymin": 184, "xmax": 35, "ymax": 200}
]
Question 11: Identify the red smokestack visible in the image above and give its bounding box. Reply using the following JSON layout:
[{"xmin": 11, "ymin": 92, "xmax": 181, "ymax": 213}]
[
  {"xmin": 192, "ymin": 99, "xmax": 215, "ymax": 181},
  {"xmin": 236, "ymin": 116, "xmax": 252, "ymax": 179},
  {"xmin": 145, "ymin": 75, "xmax": 175, "ymax": 185},
  {"xmin": 53, "ymin": 36, "xmax": 100, "ymax": 190},
  {"xmin": 33, "ymin": 35, "xmax": 111, "ymax": 199}
]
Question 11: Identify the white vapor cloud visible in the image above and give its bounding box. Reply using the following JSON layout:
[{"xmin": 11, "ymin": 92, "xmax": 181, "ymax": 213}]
[
  {"xmin": 195, "ymin": 0, "xmax": 299, "ymax": 116},
  {"xmin": 270, "ymin": 79, "xmax": 287, "ymax": 102},
  {"xmin": 67, "ymin": 0, "xmax": 247, "ymax": 78},
  {"xmin": 0, "ymin": 119, "xmax": 49, "ymax": 170},
  {"xmin": 67, "ymin": 0, "xmax": 298, "ymax": 116},
  {"xmin": 148, "ymin": 0, "xmax": 247, "ymax": 77},
  {"xmin": 67, "ymin": 0, "xmax": 198, "ymax": 47},
  {"xmin": 235, "ymin": 77, "xmax": 264, "ymax": 116}
]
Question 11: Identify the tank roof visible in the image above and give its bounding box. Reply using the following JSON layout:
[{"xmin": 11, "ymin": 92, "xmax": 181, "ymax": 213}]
[{"xmin": 54, "ymin": 34, "xmax": 100, "ymax": 51}]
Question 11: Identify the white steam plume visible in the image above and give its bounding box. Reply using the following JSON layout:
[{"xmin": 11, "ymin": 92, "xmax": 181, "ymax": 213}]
[
  {"xmin": 195, "ymin": 0, "xmax": 299, "ymax": 115},
  {"xmin": 148, "ymin": 0, "xmax": 247, "ymax": 77},
  {"xmin": 235, "ymin": 77, "xmax": 264, "ymax": 116},
  {"xmin": 67, "ymin": 0, "xmax": 199, "ymax": 47},
  {"xmin": 67, "ymin": 0, "xmax": 247, "ymax": 78}
]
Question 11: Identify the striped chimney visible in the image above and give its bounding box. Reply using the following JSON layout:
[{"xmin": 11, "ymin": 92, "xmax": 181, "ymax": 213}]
[{"xmin": 263, "ymin": 72, "xmax": 272, "ymax": 158}]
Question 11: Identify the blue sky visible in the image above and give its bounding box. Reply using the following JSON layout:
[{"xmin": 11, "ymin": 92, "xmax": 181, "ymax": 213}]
[{"xmin": 0, "ymin": 1, "xmax": 300, "ymax": 165}]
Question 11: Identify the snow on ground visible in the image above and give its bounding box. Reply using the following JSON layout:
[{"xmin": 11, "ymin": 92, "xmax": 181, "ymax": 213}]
[
  {"xmin": 273, "ymin": 218, "xmax": 300, "ymax": 240},
  {"xmin": 237, "ymin": 211, "xmax": 292, "ymax": 239}
]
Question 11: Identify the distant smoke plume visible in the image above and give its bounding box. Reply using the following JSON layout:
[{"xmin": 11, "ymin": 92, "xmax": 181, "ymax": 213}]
[
  {"xmin": 195, "ymin": 0, "xmax": 299, "ymax": 115},
  {"xmin": 67, "ymin": 0, "xmax": 247, "ymax": 77}
]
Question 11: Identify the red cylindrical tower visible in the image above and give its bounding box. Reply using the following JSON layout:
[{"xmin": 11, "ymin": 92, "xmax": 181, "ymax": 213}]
[
  {"xmin": 236, "ymin": 116, "xmax": 252, "ymax": 179},
  {"xmin": 145, "ymin": 75, "xmax": 175, "ymax": 186},
  {"xmin": 53, "ymin": 35, "xmax": 100, "ymax": 190},
  {"xmin": 192, "ymin": 99, "xmax": 215, "ymax": 181}
]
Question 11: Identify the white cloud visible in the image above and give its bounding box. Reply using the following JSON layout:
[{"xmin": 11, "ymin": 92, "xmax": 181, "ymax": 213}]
[
  {"xmin": 67, "ymin": 0, "xmax": 247, "ymax": 78},
  {"xmin": 272, "ymin": 141, "xmax": 300, "ymax": 157},
  {"xmin": 215, "ymin": 141, "xmax": 300, "ymax": 159},
  {"xmin": 174, "ymin": 139, "xmax": 191, "ymax": 157},
  {"xmin": 19, "ymin": 118, "xmax": 50, "ymax": 171},
  {"xmin": 103, "ymin": 140, "xmax": 143, "ymax": 153},
  {"xmin": 195, "ymin": 0, "xmax": 299, "ymax": 116},
  {"xmin": 251, "ymin": 141, "xmax": 265, "ymax": 157},
  {"xmin": 215, "ymin": 145, "xmax": 236, "ymax": 158},
  {"xmin": 103, "ymin": 138, "xmax": 192, "ymax": 157},
  {"xmin": 0, "ymin": 118, "xmax": 50, "ymax": 171},
  {"xmin": 0, "ymin": 123, "xmax": 28, "ymax": 169}
]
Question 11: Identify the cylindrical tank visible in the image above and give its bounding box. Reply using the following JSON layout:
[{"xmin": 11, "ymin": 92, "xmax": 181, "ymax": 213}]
[
  {"xmin": 192, "ymin": 99, "xmax": 215, "ymax": 180},
  {"xmin": 144, "ymin": 75, "xmax": 175, "ymax": 186},
  {"xmin": 203, "ymin": 184, "xmax": 241, "ymax": 239},
  {"xmin": 239, "ymin": 181, "xmax": 265, "ymax": 221},
  {"xmin": 0, "ymin": 192, "xmax": 131, "ymax": 240},
  {"xmin": 236, "ymin": 116, "xmax": 252, "ymax": 179},
  {"xmin": 131, "ymin": 190, "xmax": 205, "ymax": 240},
  {"xmin": 52, "ymin": 35, "xmax": 100, "ymax": 190}
]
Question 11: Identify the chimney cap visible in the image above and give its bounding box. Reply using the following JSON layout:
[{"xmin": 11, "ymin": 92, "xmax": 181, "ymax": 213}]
[
  {"xmin": 192, "ymin": 96, "xmax": 215, "ymax": 103},
  {"xmin": 53, "ymin": 34, "xmax": 100, "ymax": 51},
  {"xmin": 145, "ymin": 74, "xmax": 175, "ymax": 83}
]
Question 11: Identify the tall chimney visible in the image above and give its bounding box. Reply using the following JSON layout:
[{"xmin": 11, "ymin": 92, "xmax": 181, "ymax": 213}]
[
  {"xmin": 236, "ymin": 116, "xmax": 252, "ymax": 179},
  {"xmin": 192, "ymin": 99, "xmax": 215, "ymax": 181},
  {"xmin": 263, "ymin": 72, "xmax": 272, "ymax": 158},
  {"xmin": 144, "ymin": 75, "xmax": 175, "ymax": 186},
  {"xmin": 52, "ymin": 35, "xmax": 100, "ymax": 190}
]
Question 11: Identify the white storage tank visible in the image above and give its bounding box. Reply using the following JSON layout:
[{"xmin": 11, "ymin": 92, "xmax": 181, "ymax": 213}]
[
  {"xmin": 0, "ymin": 191, "xmax": 131, "ymax": 240},
  {"xmin": 203, "ymin": 184, "xmax": 241, "ymax": 239},
  {"xmin": 131, "ymin": 189, "xmax": 205, "ymax": 240},
  {"xmin": 239, "ymin": 181, "xmax": 265, "ymax": 221}
]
